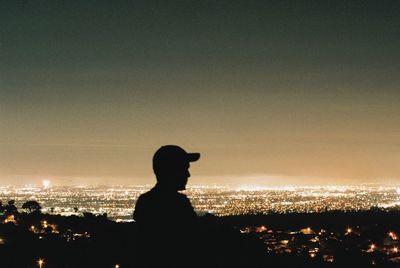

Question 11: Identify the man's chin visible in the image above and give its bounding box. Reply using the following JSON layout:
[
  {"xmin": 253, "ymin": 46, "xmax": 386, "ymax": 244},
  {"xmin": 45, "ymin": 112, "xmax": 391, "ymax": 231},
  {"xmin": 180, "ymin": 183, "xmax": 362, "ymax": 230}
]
[{"xmin": 178, "ymin": 185, "xmax": 186, "ymax": 191}]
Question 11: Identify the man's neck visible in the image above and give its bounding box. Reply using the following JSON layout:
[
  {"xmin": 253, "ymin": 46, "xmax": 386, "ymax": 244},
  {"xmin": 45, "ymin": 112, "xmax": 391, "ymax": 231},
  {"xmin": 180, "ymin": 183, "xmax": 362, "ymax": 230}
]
[{"xmin": 154, "ymin": 182, "xmax": 178, "ymax": 193}]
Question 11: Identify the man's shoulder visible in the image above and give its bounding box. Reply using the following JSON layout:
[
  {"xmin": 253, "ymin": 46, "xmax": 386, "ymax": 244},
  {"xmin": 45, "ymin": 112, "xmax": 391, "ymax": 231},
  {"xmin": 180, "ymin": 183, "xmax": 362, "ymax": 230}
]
[
  {"xmin": 136, "ymin": 187, "xmax": 191, "ymax": 206},
  {"xmin": 137, "ymin": 189, "xmax": 154, "ymax": 199},
  {"xmin": 133, "ymin": 189, "xmax": 157, "ymax": 221},
  {"xmin": 136, "ymin": 189, "xmax": 158, "ymax": 205}
]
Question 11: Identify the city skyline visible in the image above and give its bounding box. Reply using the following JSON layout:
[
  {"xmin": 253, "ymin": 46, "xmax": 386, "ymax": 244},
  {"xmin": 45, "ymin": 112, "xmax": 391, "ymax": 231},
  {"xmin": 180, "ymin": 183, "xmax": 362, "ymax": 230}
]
[
  {"xmin": 2, "ymin": 184, "xmax": 400, "ymax": 220},
  {"xmin": 1, "ymin": 1, "xmax": 400, "ymax": 185}
]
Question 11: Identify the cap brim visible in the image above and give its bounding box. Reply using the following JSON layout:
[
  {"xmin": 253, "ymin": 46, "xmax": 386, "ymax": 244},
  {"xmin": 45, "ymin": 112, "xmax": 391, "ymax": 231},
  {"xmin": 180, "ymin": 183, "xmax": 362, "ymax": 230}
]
[{"xmin": 187, "ymin": 153, "xmax": 200, "ymax": 162}]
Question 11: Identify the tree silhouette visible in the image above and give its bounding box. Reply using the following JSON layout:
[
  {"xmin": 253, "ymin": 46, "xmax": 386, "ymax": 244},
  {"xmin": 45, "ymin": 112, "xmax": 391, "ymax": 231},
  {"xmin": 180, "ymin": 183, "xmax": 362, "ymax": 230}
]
[
  {"xmin": 5, "ymin": 200, "xmax": 19, "ymax": 215},
  {"xmin": 22, "ymin": 200, "xmax": 42, "ymax": 214},
  {"xmin": 0, "ymin": 201, "xmax": 4, "ymax": 216}
]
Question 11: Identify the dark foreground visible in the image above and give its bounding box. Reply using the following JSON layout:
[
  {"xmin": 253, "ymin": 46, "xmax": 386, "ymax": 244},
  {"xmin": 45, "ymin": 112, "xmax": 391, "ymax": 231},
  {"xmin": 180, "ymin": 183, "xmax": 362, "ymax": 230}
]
[{"xmin": 1, "ymin": 209, "xmax": 400, "ymax": 267}]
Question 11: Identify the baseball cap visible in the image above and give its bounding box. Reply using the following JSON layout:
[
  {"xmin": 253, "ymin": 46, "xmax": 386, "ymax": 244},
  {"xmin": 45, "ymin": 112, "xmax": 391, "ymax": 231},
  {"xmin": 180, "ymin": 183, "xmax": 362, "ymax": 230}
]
[{"xmin": 153, "ymin": 145, "xmax": 200, "ymax": 174}]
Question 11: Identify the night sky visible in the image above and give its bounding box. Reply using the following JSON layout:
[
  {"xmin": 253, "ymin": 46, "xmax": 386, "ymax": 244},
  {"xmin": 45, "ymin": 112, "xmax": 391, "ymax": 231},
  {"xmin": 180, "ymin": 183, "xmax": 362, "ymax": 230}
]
[{"xmin": 1, "ymin": 0, "xmax": 400, "ymax": 186}]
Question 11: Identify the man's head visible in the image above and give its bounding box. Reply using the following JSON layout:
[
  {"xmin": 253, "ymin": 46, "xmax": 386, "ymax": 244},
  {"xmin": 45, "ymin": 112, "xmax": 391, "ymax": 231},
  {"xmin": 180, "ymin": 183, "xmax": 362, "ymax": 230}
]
[{"xmin": 153, "ymin": 145, "xmax": 200, "ymax": 190}]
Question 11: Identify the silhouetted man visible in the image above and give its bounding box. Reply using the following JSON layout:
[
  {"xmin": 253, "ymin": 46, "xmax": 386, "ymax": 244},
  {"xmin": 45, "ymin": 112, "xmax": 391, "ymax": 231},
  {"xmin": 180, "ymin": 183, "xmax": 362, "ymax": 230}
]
[
  {"xmin": 132, "ymin": 145, "xmax": 266, "ymax": 267},
  {"xmin": 133, "ymin": 145, "xmax": 199, "ymax": 226},
  {"xmin": 133, "ymin": 145, "xmax": 200, "ymax": 266}
]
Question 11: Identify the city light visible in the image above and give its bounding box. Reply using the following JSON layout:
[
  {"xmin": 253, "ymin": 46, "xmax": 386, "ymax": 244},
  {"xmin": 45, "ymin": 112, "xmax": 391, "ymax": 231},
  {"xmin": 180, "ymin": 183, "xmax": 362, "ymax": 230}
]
[
  {"xmin": 4, "ymin": 215, "xmax": 16, "ymax": 224},
  {"xmin": 37, "ymin": 258, "xmax": 44, "ymax": 268},
  {"xmin": 255, "ymin": 226, "xmax": 267, "ymax": 232},
  {"xmin": 42, "ymin": 180, "xmax": 50, "ymax": 189},
  {"xmin": 389, "ymin": 232, "xmax": 398, "ymax": 240},
  {"xmin": 301, "ymin": 227, "xmax": 313, "ymax": 235},
  {"xmin": 1, "ymin": 184, "xmax": 400, "ymax": 266},
  {"xmin": 2, "ymin": 185, "xmax": 400, "ymax": 220}
]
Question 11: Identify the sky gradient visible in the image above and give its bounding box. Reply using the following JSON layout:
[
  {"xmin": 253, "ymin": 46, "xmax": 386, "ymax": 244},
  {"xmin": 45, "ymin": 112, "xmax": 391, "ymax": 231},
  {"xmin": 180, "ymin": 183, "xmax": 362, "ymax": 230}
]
[{"xmin": 1, "ymin": 0, "xmax": 400, "ymax": 186}]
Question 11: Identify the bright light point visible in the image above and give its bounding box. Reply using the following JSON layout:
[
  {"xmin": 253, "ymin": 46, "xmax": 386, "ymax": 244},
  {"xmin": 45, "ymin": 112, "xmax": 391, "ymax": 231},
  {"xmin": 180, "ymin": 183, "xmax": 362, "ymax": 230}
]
[
  {"xmin": 370, "ymin": 244, "xmax": 376, "ymax": 250},
  {"xmin": 42, "ymin": 180, "xmax": 50, "ymax": 189},
  {"xmin": 115, "ymin": 265, "xmax": 120, "ymax": 268},
  {"xmin": 393, "ymin": 247, "xmax": 398, "ymax": 253},
  {"xmin": 255, "ymin": 225, "xmax": 267, "ymax": 233},
  {"xmin": 37, "ymin": 258, "xmax": 44, "ymax": 267},
  {"xmin": 389, "ymin": 232, "xmax": 398, "ymax": 240}
]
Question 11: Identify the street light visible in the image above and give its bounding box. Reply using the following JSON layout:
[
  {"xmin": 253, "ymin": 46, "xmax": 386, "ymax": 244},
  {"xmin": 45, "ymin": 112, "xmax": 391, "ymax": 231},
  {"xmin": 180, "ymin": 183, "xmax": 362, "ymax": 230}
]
[{"xmin": 38, "ymin": 258, "xmax": 44, "ymax": 268}]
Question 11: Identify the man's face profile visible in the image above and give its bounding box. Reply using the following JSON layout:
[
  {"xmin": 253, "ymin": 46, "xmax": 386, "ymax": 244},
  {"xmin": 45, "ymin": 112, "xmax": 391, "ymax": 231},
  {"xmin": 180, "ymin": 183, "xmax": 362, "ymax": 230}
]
[
  {"xmin": 152, "ymin": 145, "xmax": 199, "ymax": 191},
  {"xmin": 167, "ymin": 162, "xmax": 190, "ymax": 191}
]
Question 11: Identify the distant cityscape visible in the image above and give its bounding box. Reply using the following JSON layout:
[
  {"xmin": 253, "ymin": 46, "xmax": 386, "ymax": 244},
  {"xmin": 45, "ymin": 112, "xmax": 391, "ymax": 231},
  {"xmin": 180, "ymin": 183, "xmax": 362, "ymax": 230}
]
[
  {"xmin": 1, "ymin": 184, "xmax": 400, "ymax": 221},
  {"xmin": 2, "ymin": 184, "xmax": 400, "ymax": 267}
]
